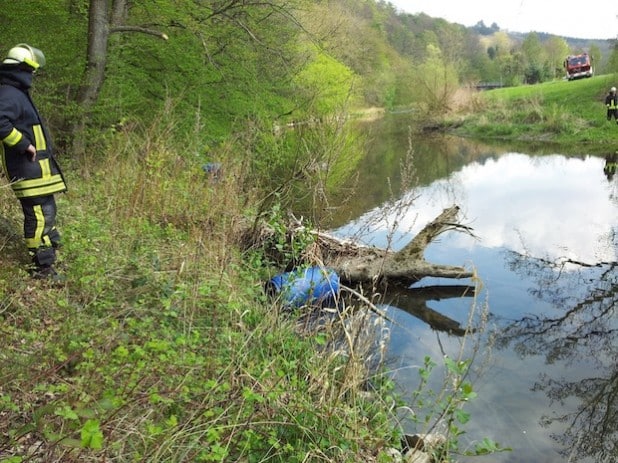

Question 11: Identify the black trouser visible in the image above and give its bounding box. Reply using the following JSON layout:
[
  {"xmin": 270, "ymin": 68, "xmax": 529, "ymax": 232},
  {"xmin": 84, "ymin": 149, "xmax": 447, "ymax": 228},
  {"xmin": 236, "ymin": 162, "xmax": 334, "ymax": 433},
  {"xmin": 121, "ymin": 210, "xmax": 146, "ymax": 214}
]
[
  {"xmin": 19, "ymin": 195, "xmax": 61, "ymax": 267},
  {"xmin": 607, "ymin": 108, "xmax": 618, "ymax": 121}
]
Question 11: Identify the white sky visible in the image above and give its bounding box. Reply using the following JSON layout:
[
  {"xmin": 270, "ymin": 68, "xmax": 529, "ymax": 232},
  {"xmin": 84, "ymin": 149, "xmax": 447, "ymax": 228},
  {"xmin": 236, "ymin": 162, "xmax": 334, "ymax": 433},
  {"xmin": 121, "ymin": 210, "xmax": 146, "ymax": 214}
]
[{"xmin": 388, "ymin": 0, "xmax": 618, "ymax": 40}]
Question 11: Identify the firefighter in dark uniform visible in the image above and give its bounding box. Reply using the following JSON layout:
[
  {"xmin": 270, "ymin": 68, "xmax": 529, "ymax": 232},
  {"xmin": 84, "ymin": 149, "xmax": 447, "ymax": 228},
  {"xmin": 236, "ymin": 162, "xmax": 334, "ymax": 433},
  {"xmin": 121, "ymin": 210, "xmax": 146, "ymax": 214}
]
[
  {"xmin": 0, "ymin": 44, "xmax": 67, "ymax": 279},
  {"xmin": 605, "ymin": 87, "xmax": 618, "ymax": 123},
  {"xmin": 604, "ymin": 151, "xmax": 618, "ymax": 181}
]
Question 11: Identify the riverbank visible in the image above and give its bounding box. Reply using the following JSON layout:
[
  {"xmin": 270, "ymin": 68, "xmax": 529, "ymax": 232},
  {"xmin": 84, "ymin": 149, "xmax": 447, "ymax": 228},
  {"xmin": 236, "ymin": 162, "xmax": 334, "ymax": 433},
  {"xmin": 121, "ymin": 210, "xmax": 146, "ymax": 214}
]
[
  {"xmin": 0, "ymin": 112, "xmax": 444, "ymax": 462},
  {"xmin": 6, "ymin": 71, "xmax": 608, "ymax": 461},
  {"xmin": 447, "ymin": 73, "xmax": 618, "ymax": 153}
]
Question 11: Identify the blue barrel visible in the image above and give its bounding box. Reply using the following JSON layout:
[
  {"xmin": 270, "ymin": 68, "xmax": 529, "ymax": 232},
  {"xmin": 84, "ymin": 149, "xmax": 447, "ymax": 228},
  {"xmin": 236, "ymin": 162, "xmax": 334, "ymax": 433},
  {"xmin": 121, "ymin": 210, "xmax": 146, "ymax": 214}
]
[
  {"xmin": 268, "ymin": 266, "xmax": 340, "ymax": 308},
  {"xmin": 202, "ymin": 162, "xmax": 222, "ymax": 179}
]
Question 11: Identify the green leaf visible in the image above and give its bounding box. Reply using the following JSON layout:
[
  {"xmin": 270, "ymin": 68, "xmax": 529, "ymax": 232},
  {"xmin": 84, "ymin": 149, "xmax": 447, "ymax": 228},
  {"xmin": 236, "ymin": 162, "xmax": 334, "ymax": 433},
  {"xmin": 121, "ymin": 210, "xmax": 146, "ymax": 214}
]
[
  {"xmin": 54, "ymin": 405, "xmax": 79, "ymax": 421},
  {"xmin": 460, "ymin": 382, "xmax": 478, "ymax": 401},
  {"xmin": 444, "ymin": 356, "xmax": 458, "ymax": 374},
  {"xmin": 454, "ymin": 408, "xmax": 470, "ymax": 424},
  {"xmin": 81, "ymin": 419, "xmax": 104, "ymax": 449},
  {"xmin": 470, "ymin": 437, "xmax": 512, "ymax": 455}
]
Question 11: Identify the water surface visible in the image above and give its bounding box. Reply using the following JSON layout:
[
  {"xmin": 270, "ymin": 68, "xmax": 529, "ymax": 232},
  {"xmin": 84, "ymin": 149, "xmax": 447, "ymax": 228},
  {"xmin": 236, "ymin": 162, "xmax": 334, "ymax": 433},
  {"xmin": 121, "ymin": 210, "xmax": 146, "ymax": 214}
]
[{"xmin": 329, "ymin": 123, "xmax": 617, "ymax": 462}]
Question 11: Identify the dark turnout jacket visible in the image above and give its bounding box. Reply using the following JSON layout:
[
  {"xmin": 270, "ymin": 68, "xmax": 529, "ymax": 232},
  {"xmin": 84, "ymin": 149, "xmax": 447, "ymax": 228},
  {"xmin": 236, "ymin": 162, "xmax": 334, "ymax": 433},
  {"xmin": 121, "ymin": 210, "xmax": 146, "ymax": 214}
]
[{"xmin": 0, "ymin": 65, "xmax": 66, "ymax": 198}]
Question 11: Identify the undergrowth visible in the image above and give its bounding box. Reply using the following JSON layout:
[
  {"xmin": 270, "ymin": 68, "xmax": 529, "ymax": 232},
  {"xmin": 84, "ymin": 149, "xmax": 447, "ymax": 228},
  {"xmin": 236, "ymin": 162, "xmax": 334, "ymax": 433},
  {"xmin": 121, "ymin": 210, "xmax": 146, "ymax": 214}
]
[
  {"xmin": 0, "ymin": 107, "xmax": 397, "ymax": 463},
  {"xmin": 0, "ymin": 104, "xmax": 505, "ymax": 462}
]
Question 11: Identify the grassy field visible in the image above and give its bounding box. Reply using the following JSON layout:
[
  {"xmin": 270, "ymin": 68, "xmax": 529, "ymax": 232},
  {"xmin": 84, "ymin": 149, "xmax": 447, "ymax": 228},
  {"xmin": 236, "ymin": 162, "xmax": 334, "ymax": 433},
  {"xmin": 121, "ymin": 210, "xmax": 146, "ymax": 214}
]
[{"xmin": 454, "ymin": 73, "xmax": 618, "ymax": 153}]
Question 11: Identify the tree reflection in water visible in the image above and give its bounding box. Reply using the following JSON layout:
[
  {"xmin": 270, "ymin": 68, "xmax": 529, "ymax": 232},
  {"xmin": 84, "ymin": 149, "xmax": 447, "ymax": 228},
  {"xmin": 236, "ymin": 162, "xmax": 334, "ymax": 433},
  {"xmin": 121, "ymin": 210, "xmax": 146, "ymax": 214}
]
[{"xmin": 497, "ymin": 235, "xmax": 617, "ymax": 462}]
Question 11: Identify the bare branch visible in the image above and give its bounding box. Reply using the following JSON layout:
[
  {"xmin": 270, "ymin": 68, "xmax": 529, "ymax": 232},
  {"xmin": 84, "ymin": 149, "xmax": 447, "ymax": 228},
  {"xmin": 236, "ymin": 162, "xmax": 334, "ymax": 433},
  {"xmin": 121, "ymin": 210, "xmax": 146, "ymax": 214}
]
[{"xmin": 110, "ymin": 25, "xmax": 169, "ymax": 40}]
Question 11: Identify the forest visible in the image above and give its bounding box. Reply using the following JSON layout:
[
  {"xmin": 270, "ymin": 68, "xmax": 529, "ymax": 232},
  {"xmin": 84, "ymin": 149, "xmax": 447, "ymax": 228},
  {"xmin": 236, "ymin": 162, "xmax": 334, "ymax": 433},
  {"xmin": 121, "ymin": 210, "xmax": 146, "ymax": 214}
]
[{"xmin": 1, "ymin": 0, "xmax": 617, "ymax": 159}]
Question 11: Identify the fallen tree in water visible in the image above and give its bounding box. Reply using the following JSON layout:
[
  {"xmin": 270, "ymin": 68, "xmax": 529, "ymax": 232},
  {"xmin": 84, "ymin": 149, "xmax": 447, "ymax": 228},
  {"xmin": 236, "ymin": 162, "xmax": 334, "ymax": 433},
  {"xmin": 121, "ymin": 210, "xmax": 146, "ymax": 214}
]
[
  {"xmin": 248, "ymin": 205, "xmax": 477, "ymax": 336},
  {"xmin": 248, "ymin": 204, "xmax": 475, "ymax": 286},
  {"xmin": 309, "ymin": 205, "xmax": 474, "ymax": 285}
]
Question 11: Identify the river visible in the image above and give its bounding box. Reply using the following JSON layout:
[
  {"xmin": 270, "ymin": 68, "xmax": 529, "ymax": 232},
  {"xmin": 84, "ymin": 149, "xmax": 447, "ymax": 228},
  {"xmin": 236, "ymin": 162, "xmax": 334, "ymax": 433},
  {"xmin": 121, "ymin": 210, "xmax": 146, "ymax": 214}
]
[{"xmin": 326, "ymin": 115, "xmax": 617, "ymax": 462}]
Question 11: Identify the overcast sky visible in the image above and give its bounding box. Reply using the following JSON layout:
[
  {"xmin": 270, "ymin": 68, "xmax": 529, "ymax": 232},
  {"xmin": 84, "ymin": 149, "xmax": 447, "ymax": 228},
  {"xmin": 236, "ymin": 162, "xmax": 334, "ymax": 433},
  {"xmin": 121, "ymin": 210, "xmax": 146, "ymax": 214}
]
[{"xmin": 387, "ymin": 0, "xmax": 618, "ymax": 40}]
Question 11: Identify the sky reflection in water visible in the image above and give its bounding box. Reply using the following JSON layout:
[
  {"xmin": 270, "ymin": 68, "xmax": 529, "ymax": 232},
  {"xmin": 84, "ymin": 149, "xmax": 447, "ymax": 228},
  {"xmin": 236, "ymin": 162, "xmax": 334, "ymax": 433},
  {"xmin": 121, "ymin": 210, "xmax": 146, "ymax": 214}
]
[
  {"xmin": 333, "ymin": 152, "xmax": 617, "ymax": 463},
  {"xmin": 336, "ymin": 153, "xmax": 615, "ymax": 264}
]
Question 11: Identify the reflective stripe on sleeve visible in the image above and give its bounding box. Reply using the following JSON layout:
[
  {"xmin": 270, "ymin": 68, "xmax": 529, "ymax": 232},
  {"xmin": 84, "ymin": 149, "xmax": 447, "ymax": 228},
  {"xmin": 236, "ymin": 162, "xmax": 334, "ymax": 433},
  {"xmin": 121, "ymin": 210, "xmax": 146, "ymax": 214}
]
[{"xmin": 2, "ymin": 128, "xmax": 23, "ymax": 146}]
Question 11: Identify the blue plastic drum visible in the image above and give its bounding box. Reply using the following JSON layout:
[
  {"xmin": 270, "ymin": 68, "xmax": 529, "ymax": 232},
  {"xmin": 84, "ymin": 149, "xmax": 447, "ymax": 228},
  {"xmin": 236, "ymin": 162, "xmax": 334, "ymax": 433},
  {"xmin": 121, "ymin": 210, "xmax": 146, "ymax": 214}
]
[{"xmin": 268, "ymin": 266, "xmax": 340, "ymax": 308}]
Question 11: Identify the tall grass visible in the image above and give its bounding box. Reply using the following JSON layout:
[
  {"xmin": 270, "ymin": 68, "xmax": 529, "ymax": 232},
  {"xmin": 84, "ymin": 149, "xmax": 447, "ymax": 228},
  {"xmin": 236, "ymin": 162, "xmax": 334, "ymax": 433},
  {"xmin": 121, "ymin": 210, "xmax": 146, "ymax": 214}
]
[
  {"xmin": 458, "ymin": 73, "xmax": 618, "ymax": 149},
  {"xmin": 0, "ymin": 99, "xmax": 506, "ymax": 462},
  {"xmin": 0, "ymin": 103, "xmax": 403, "ymax": 463}
]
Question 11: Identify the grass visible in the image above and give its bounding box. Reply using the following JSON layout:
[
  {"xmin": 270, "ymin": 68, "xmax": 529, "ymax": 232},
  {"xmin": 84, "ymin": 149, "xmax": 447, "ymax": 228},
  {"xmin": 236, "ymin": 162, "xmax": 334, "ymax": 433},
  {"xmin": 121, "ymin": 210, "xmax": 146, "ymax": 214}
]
[
  {"xmin": 0, "ymin": 95, "xmax": 513, "ymax": 462},
  {"xmin": 0, "ymin": 107, "xmax": 414, "ymax": 463},
  {"xmin": 453, "ymin": 73, "xmax": 618, "ymax": 151}
]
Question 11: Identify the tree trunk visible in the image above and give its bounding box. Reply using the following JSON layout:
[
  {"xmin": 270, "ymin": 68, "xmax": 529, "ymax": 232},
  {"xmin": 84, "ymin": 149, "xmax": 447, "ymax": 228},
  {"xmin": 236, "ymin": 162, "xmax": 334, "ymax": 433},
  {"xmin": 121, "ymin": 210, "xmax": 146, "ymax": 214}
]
[
  {"xmin": 72, "ymin": 0, "xmax": 111, "ymax": 157},
  {"xmin": 71, "ymin": 0, "xmax": 166, "ymax": 157},
  {"xmin": 314, "ymin": 205, "xmax": 474, "ymax": 285},
  {"xmin": 80, "ymin": 0, "xmax": 110, "ymax": 110},
  {"xmin": 248, "ymin": 205, "xmax": 475, "ymax": 286}
]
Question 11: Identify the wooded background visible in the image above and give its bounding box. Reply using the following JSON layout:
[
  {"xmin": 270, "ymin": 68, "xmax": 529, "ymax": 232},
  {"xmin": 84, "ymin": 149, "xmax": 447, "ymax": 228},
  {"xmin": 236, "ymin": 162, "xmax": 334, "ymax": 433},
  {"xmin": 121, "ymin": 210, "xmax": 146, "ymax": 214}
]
[{"xmin": 1, "ymin": 0, "xmax": 616, "ymax": 156}]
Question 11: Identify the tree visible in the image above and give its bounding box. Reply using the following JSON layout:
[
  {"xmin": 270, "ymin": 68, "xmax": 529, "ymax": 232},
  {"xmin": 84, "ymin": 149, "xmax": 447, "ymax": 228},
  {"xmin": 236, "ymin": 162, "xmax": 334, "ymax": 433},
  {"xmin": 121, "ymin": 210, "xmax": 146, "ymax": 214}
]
[
  {"xmin": 483, "ymin": 31, "xmax": 516, "ymax": 84},
  {"xmin": 521, "ymin": 32, "xmax": 549, "ymax": 83},
  {"xmin": 415, "ymin": 43, "xmax": 459, "ymax": 113},
  {"xmin": 587, "ymin": 43, "xmax": 602, "ymax": 73},
  {"xmin": 292, "ymin": 48, "xmax": 357, "ymax": 116},
  {"xmin": 73, "ymin": 0, "xmax": 168, "ymax": 154},
  {"xmin": 608, "ymin": 42, "xmax": 618, "ymax": 73},
  {"xmin": 472, "ymin": 20, "xmax": 498, "ymax": 36},
  {"xmin": 543, "ymin": 35, "xmax": 569, "ymax": 79}
]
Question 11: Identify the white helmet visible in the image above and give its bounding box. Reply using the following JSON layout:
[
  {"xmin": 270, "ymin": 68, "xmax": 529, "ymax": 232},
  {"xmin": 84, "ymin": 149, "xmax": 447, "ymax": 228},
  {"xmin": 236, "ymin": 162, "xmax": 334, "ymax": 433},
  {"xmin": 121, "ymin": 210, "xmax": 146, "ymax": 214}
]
[
  {"xmin": 611, "ymin": 87, "xmax": 617, "ymax": 93},
  {"xmin": 3, "ymin": 43, "xmax": 46, "ymax": 69}
]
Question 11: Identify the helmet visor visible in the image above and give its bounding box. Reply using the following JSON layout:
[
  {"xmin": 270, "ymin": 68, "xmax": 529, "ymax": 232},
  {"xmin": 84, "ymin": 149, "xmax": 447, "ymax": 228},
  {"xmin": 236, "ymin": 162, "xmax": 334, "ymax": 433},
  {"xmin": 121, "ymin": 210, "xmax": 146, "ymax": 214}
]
[{"xmin": 29, "ymin": 46, "xmax": 46, "ymax": 69}]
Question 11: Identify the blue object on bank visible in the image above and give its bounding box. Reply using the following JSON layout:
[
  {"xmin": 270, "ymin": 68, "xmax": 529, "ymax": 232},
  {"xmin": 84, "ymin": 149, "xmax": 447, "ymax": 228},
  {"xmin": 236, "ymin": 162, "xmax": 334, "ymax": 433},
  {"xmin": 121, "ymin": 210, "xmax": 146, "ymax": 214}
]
[
  {"xmin": 202, "ymin": 162, "xmax": 222, "ymax": 179},
  {"xmin": 269, "ymin": 266, "xmax": 340, "ymax": 308}
]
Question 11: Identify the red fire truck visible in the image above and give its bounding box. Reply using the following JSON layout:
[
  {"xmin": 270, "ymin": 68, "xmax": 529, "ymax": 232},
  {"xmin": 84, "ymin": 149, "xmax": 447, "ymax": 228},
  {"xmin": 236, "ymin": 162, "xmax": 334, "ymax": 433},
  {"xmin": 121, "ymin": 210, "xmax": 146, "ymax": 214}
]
[{"xmin": 563, "ymin": 53, "xmax": 594, "ymax": 80}]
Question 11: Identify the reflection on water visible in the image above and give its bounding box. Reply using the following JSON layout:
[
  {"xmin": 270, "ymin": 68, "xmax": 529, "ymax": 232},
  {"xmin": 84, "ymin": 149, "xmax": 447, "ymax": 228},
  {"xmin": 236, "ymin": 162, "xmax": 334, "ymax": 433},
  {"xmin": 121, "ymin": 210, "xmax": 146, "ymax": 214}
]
[
  {"xmin": 499, "ymin": 251, "xmax": 617, "ymax": 462},
  {"xmin": 385, "ymin": 284, "xmax": 476, "ymax": 336},
  {"xmin": 329, "ymin": 130, "xmax": 617, "ymax": 462}
]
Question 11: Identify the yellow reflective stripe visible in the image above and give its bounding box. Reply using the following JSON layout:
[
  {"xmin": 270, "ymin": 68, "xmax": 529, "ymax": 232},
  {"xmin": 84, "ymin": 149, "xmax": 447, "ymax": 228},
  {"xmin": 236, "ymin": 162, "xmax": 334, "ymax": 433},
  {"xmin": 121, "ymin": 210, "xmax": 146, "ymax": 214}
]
[
  {"xmin": 25, "ymin": 238, "xmax": 39, "ymax": 248},
  {"xmin": 25, "ymin": 205, "xmax": 45, "ymax": 248},
  {"xmin": 13, "ymin": 182, "xmax": 66, "ymax": 198},
  {"xmin": 40, "ymin": 158, "xmax": 51, "ymax": 177},
  {"xmin": 2, "ymin": 128, "xmax": 23, "ymax": 146},
  {"xmin": 33, "ymin": 125, "xmax": 46, "ymax": 150},
  {"xmin": 23, "ymin": 58, "xmax": 40, "ymax": 70},
  {"xmin": 13, "ymin": 173, "xmax": 63, "ymax": 189},
  {"xmin": 12, "ymin": 174, "xmax": 66, "ymax": 198},
  {"xmin": 0, "ymin": 143, "xmax": 6, "ymax": 173}
]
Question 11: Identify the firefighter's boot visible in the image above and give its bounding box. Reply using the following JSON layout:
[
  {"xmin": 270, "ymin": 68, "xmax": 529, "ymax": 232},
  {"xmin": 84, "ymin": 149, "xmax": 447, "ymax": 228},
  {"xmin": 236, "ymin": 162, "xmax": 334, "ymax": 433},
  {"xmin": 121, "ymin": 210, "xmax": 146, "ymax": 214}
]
[{"xmin": 29, "ymin": 246, "xmax": 62, "ymax": 281}]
